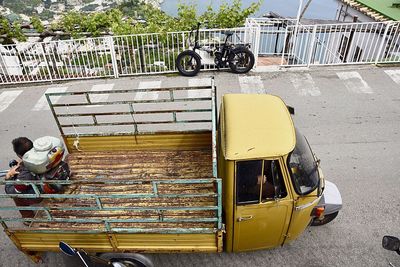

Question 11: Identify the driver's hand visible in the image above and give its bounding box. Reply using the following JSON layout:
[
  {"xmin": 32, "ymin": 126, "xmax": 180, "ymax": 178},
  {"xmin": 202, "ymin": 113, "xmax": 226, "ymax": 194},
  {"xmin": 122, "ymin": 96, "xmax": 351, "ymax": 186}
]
[{"xmin": 257, "ymin": 175, "xmax": 266, "ymax": 185}]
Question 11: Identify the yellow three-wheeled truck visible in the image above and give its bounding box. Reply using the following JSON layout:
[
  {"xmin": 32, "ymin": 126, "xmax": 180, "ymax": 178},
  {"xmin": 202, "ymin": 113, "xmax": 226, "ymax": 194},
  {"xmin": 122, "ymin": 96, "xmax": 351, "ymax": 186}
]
[{"xmin": 0, "ymin": 79, "xmax": 342, "ymax": 265}]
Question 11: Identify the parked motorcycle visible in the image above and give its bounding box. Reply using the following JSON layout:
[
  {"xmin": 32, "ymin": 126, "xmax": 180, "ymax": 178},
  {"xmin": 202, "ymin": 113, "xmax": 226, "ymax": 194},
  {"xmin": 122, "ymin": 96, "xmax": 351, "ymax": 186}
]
[
  {"xmin": 176, "ymin": 22, "xmax": 255, "ymax": 76},
  {"xmin": 59, "ymin": 241, "xmax": 154, "ymax": 267}
]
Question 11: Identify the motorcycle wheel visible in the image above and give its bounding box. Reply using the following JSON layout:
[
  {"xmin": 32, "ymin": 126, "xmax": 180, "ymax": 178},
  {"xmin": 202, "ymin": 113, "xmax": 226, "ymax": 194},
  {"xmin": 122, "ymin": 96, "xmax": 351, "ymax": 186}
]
[
  {"xmin": 311, "ymin": 211, "xmax": 339, "ymax": 226},
  {"xmin": 176, "ymin": 50, "xmax": 201, "ymax": 76},
  {"xmin": 228, "ymin": 47, "xmax": 255, "ymax": 74}
]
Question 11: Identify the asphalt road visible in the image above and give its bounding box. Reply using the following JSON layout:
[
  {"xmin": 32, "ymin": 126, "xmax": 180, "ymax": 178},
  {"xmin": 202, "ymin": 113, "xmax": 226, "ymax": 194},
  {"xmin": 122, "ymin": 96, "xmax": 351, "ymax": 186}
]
[{"xmin": 0, "ymin": 65, "xmax": 399, "ymax": 267}]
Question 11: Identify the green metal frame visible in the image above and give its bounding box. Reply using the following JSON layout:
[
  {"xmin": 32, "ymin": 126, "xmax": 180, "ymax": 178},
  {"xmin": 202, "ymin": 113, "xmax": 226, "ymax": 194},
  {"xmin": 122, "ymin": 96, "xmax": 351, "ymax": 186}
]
[
  {"xmin": 45, "ymin": 86, "xmax": 214, "ymax": 136},
  {"xmin": 0, "ymin": 78, "xmax": 222, "ymax": 234}
]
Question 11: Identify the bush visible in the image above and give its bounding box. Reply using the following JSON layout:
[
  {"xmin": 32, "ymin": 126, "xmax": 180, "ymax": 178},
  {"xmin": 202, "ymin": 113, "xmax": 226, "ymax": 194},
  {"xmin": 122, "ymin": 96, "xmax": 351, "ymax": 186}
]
[{"xmin": 55, "ymin": 0, "xmax": 262, "ymax": 37}]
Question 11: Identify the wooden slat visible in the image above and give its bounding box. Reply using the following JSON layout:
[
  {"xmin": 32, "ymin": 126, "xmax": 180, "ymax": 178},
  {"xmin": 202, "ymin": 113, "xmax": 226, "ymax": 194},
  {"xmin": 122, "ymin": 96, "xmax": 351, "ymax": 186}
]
[
  {"xmin": 31, "ymin": 148, "xmax": 216, "ymax": 230},
  {"xmin": 12, "ymin": 232, "xmax": 219, "ymax": 253},
  {"xmin": 65, "ymin": 132, "xmax": 212, "ymax": 152}
]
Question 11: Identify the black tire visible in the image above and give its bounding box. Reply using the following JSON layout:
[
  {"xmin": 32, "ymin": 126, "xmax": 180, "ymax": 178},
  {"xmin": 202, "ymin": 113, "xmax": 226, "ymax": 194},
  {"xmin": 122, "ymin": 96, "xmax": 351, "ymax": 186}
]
[
  {"xmin": 99, "ymin": 253, "xmax": 154, "ymax": 267},
  {"xmin": 228, "ymin": 47, "xmax": 255, "ymax": 74},
  {"xmin": 311, "ymin": 211, "xmax": 339, "ymax": 226},
  {"xmin": 176, "ymin": 50, "xmax": 201, "ymax": 76}
]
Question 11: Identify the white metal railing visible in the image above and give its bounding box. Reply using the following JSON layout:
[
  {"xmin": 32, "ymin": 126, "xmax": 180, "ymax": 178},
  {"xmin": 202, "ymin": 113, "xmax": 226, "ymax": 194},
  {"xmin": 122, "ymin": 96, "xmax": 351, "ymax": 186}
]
[
  {"xmin": 1, "ymin": 19, "xmax": 400, "ymax": 85},
  {"xmin": 280, "ymin": 20, "xmax": 400, "ymax": 66},
  {"xmin": 246, "ymin": 18, "xmax": 297, "ymax": 56},
  {"xmin": 113, "ymin": 27, "xmax": 252, "ymax": 77},
  {"xmin": 0, "ymin": 27, "xmax": 255, "ymax": 85},
  {"xmin": 0, "ymin": 37, "xmax": 116, "ymax": 84}
]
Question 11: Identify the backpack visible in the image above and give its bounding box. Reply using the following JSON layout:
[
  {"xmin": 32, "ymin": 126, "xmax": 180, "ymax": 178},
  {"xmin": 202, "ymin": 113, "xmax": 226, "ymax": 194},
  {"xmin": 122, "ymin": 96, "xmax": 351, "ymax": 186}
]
[{"xmin": 41, "ymin": 161, "xmax": 70, "ymax": 194}]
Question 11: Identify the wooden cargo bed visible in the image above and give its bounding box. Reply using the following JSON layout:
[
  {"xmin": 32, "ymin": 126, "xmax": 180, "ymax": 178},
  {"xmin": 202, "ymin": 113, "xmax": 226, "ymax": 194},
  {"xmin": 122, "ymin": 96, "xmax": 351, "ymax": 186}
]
[{"xmin": 32, "ymin": 148, "xmax": 217, "ymax": 231}]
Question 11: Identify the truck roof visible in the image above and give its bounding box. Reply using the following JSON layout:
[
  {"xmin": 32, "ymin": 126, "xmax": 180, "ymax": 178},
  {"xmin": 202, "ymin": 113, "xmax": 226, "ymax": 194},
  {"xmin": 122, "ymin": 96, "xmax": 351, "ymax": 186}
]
[{"xmin": 221, "ymin": 94, "xmax": 296, "ymax": 160}]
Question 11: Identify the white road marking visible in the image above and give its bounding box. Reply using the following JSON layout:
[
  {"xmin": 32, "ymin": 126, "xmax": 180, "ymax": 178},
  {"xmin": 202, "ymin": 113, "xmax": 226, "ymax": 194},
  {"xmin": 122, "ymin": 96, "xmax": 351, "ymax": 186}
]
[
  {"xmin": 187, "ymin": 78, "xmax": 211, "ymax": 98},
  {"xmin": 384, "ymin": 69, "xmax": 400, "ymax": 85},
  {"xmin": 135, "ymin": 81, "xmax": 161, "ymax": 100},
  {"xmin": 0, "ymin": 90, "xmax": 22, "ymax": 112},
  {"xmin": 89, "ymin": 83, "xmax": 114, "ymax": 104},
  {"xmin": 336, "ymin": 71, "xmax": 373, "ymax": 94},
  {"xmin": 238, "ymin": 76, "xmax": 265, "ymax": 94},
  {"xmin": 32, "ymin": 87, "xmax": 68, "ymax": 111},
  {"xmin": 188, "ymin": 78, "xmax": 211, "ymax": 87},
  {"xmin": 290, "ymin": 73, "xmax": 321, "ymax": 96}
]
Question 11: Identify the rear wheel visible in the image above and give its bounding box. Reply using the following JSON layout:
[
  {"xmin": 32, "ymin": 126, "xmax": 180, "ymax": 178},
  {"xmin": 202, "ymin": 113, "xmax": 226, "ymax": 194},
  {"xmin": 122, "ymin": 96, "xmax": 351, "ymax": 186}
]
[
  {"xmin": 228, "ymin": 47, "xmax": 255, "ymax": 74},
  {"xmin": 311, "ymin": 211, "xmax": 339, "ymax": 226},
  {"xmin": 176, "ymin": 50, "xmax": 201, "ymax": 76}
]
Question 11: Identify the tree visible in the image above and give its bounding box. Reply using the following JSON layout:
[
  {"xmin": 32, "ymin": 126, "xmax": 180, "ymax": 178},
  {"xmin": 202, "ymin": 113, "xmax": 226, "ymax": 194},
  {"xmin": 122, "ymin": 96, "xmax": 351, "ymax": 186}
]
[
  {"xmin": 1, "ymin": 0, "xmax": 263, "ymax": 43},
  {"xmin": 0, "ymin": 15, "xmax": 27, "ymax": 44},
  {"xmin": 30, "ymin": 16, "xmax": 44, "ymax": 33},
  {"xmin": 199, "ymin": 0, "xmax": 262, "ymax": 28}
]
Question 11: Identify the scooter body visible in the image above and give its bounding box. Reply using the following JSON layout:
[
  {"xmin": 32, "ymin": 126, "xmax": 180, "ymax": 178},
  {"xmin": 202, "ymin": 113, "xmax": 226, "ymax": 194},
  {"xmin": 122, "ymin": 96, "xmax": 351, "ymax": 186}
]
[{"xmin": 59, "ymin": 241, "xmax": 154, "ymax": 267}]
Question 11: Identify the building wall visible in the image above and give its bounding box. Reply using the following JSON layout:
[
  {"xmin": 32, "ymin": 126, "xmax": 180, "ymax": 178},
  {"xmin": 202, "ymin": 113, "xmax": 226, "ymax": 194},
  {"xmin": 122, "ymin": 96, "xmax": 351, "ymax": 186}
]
[{"xmin": 336, "ymin": 4, "xmax": 375, "ymax": 22}]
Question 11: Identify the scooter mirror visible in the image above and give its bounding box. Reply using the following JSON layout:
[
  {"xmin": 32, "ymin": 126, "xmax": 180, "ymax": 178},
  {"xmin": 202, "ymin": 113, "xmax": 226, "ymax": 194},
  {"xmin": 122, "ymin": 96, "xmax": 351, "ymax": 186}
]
[
  {"xmin": 382, "ymin": 236, "xmax": 400, "ymax": 251},
  {"xmin": 59, "ymin": 241, "xmax": 77, "ymax": 256}
]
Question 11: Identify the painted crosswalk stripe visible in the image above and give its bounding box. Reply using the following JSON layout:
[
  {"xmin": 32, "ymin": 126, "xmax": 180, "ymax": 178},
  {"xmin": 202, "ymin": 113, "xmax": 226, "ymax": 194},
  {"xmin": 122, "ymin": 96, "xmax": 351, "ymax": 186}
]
[
  {"xmin": 290, "ymin": 73, "xmax": 321, "ymax": 96},
  {"xmin": 187, "ymin": 78, "xmax": 211, "ymax": 98},
  {"xmin": 135, "ymin": 81, "xmax": 161, "ymax": 100},
  {"xmin": 90, "ymin": 83, "xmax": 114, "ymax": 103},
  {"xmin": 239, "ymin": 76, "xmax": 265, "ymax": 94},
  {"xmin": 336, "ymin": 71, "xmax": 373, "ymax": 94},
  {"xmin": 0, "ymin": 90, "xmax": 22, "ymax": 112},
  {"xmin": 88, "ymin": 83, "xmax": 114, "ymax": 107},
  {"xmin": 384, "ymin": 69, "xmax": 400, "ymax": 85},
  {"xmin": 32, "ymin": 87, "xmax": 68, "ymax": 111}
]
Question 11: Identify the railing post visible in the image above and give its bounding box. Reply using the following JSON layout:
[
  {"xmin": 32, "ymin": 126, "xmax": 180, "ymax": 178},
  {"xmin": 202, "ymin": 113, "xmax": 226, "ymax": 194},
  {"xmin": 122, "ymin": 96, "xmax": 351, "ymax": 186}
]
[
  {"xmin": 181, "ymin": 32, "xmax": 185, "ymax": 50},
  {"xmin": 307, "ymin": 25, "xmax": 317, "ymax": 67},
  {"xmin": 281, "ymin": 26, "xmax": 289, "ymax": 66},
  {"xmin": 109, "ymin": 36, "xmax": 119, "ymax": 78},
  {"xmin": 0, "ymin": 52, "xmax": 9, "ymax": 83},
  {"xmin": 251, "ymin": 21, "xmax": 261, "ymax": 69},
  {"xmin": 41, "ymin": 43, "xmax": 53, "ymax": 82},
  {"xmin": 244, "ymin": 18, "xmax": 251, "ymax": 44},
  {"xmin": 375, "ymin": 22, "xmax": 391, "ymax": 65}
]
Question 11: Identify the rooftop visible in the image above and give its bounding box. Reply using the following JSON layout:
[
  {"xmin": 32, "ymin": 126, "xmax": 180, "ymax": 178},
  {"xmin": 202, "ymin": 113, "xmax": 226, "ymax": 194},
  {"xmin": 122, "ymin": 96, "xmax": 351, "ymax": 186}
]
[
  {"xmin": 221, "ymin": 94, "xmax": 296, "ymax": 160},
  {"xmin": 340, "ymin": 0, "xmax": 400, "ymax": 21}
]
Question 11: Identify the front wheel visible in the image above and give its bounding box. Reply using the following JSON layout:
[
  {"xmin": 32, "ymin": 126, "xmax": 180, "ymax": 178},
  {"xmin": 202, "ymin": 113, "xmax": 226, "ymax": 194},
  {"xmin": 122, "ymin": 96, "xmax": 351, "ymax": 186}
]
[
  {"xmin": 176, "ymin": 50, "xmax": 201, "ymax": 76},
  {"xmin": 311, "ymin": 211, "xmax": 339, "ymax": 226},
  {"xmin": 228, "ymin": 47, "xmax": 255, "ymax": 74}
]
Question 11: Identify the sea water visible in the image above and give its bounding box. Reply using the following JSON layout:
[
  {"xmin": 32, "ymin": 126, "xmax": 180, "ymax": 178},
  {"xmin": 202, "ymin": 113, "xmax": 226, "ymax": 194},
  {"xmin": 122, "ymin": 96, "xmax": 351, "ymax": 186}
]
[{"xmin": 161, "ymin": 0, "xmax": 341, "ymax": 20}]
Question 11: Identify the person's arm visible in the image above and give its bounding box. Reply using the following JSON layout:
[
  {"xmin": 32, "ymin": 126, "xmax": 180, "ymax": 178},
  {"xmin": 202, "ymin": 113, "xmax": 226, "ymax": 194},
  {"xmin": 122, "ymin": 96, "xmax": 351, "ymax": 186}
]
[{"xmin": 14, "ymin": 165, "xmax": 35, "ymax": 192}]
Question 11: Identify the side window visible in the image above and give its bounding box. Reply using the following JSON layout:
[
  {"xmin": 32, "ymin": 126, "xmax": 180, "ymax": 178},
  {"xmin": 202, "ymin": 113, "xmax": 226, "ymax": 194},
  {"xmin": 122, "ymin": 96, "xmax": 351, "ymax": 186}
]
[
  {"xmin": 261, "ymin": 160, "xmax": 287, "ymax": 201},
  {"xmin": 236, "ymin": 160, "xmax": 262, "ymax": 204}
]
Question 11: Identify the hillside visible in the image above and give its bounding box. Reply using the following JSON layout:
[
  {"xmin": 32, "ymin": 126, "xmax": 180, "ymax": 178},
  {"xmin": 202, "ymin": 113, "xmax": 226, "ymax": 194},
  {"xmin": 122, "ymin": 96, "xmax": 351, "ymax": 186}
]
[{"xmin": 1, "ymin": 0, "xmax": 162, "ymax": 21}]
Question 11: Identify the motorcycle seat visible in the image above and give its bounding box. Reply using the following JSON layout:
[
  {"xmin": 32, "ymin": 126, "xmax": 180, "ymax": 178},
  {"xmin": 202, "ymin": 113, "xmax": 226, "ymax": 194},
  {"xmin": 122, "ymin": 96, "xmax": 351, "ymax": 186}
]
[{"xmin": 223, "ymin": 31, "xmax": 234, "ymax": 37}]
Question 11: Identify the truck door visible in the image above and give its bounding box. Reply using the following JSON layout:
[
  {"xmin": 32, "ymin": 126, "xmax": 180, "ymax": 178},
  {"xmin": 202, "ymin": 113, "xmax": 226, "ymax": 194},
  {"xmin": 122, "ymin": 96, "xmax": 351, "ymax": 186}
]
[{"xmin": 233, "ymin": 159, "xmax": 293, "ymax": 252}]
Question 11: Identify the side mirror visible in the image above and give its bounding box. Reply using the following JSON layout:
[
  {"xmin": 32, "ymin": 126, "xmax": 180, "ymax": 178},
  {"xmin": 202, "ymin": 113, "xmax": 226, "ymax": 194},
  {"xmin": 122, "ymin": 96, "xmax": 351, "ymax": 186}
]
[
  {"xmin": 382, "ymin": 236, "xmax": 400, "ymax": 254},
  {"xmin": 59, "ymin": 241, "xmax": 77, "ymax": 257},
  {"xmin": 287, "ymin": 106, "xmax": 295, "ymax": 115}
]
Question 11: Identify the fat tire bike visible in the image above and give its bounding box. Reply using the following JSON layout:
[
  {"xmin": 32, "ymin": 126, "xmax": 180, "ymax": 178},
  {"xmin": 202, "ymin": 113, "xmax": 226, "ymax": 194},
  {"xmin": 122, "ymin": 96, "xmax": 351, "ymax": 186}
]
[{"xmin": 176, "ymin": 22, "xmax": 255, "ymax": 77}]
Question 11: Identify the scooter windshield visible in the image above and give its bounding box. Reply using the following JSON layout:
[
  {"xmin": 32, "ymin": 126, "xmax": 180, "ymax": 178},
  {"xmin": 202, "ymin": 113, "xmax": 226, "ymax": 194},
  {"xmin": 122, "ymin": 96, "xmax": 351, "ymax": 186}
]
[{"xmin": 287, "ymin": 129, "xmax": 320, "ymax": 195}]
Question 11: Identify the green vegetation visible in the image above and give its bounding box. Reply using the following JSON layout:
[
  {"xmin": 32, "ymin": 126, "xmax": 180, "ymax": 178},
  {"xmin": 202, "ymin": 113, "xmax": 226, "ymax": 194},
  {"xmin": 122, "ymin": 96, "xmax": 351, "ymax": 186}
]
[
  {"xmin": 30, "ymin": 16, "xmax": 44, "ymax": 33},
  {"xmin": 0, "ymin": 15, "xmax": 26, "ymax": 44},
  {"xmin": 0, "ymin": 0, "xmax": 262, "ymax": 43},
  {"xmin": 54, "ymin": 0, "xmax": 262, "ymax": 37}
]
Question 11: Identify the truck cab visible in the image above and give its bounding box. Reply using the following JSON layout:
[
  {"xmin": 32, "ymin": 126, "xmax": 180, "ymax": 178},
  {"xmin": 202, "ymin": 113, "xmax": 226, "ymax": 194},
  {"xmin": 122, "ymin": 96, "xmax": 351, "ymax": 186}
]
[{"xmin": 218, "ymin": 94, "xmax": 340, "ymax": 252}]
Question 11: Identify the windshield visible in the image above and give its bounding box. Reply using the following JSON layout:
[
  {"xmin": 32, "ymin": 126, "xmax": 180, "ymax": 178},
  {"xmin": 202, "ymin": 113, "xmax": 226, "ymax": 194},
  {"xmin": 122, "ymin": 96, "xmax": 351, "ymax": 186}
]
[{"xmin": 287, "ymin": 129, "xmax": 319, "ymax": 195}]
